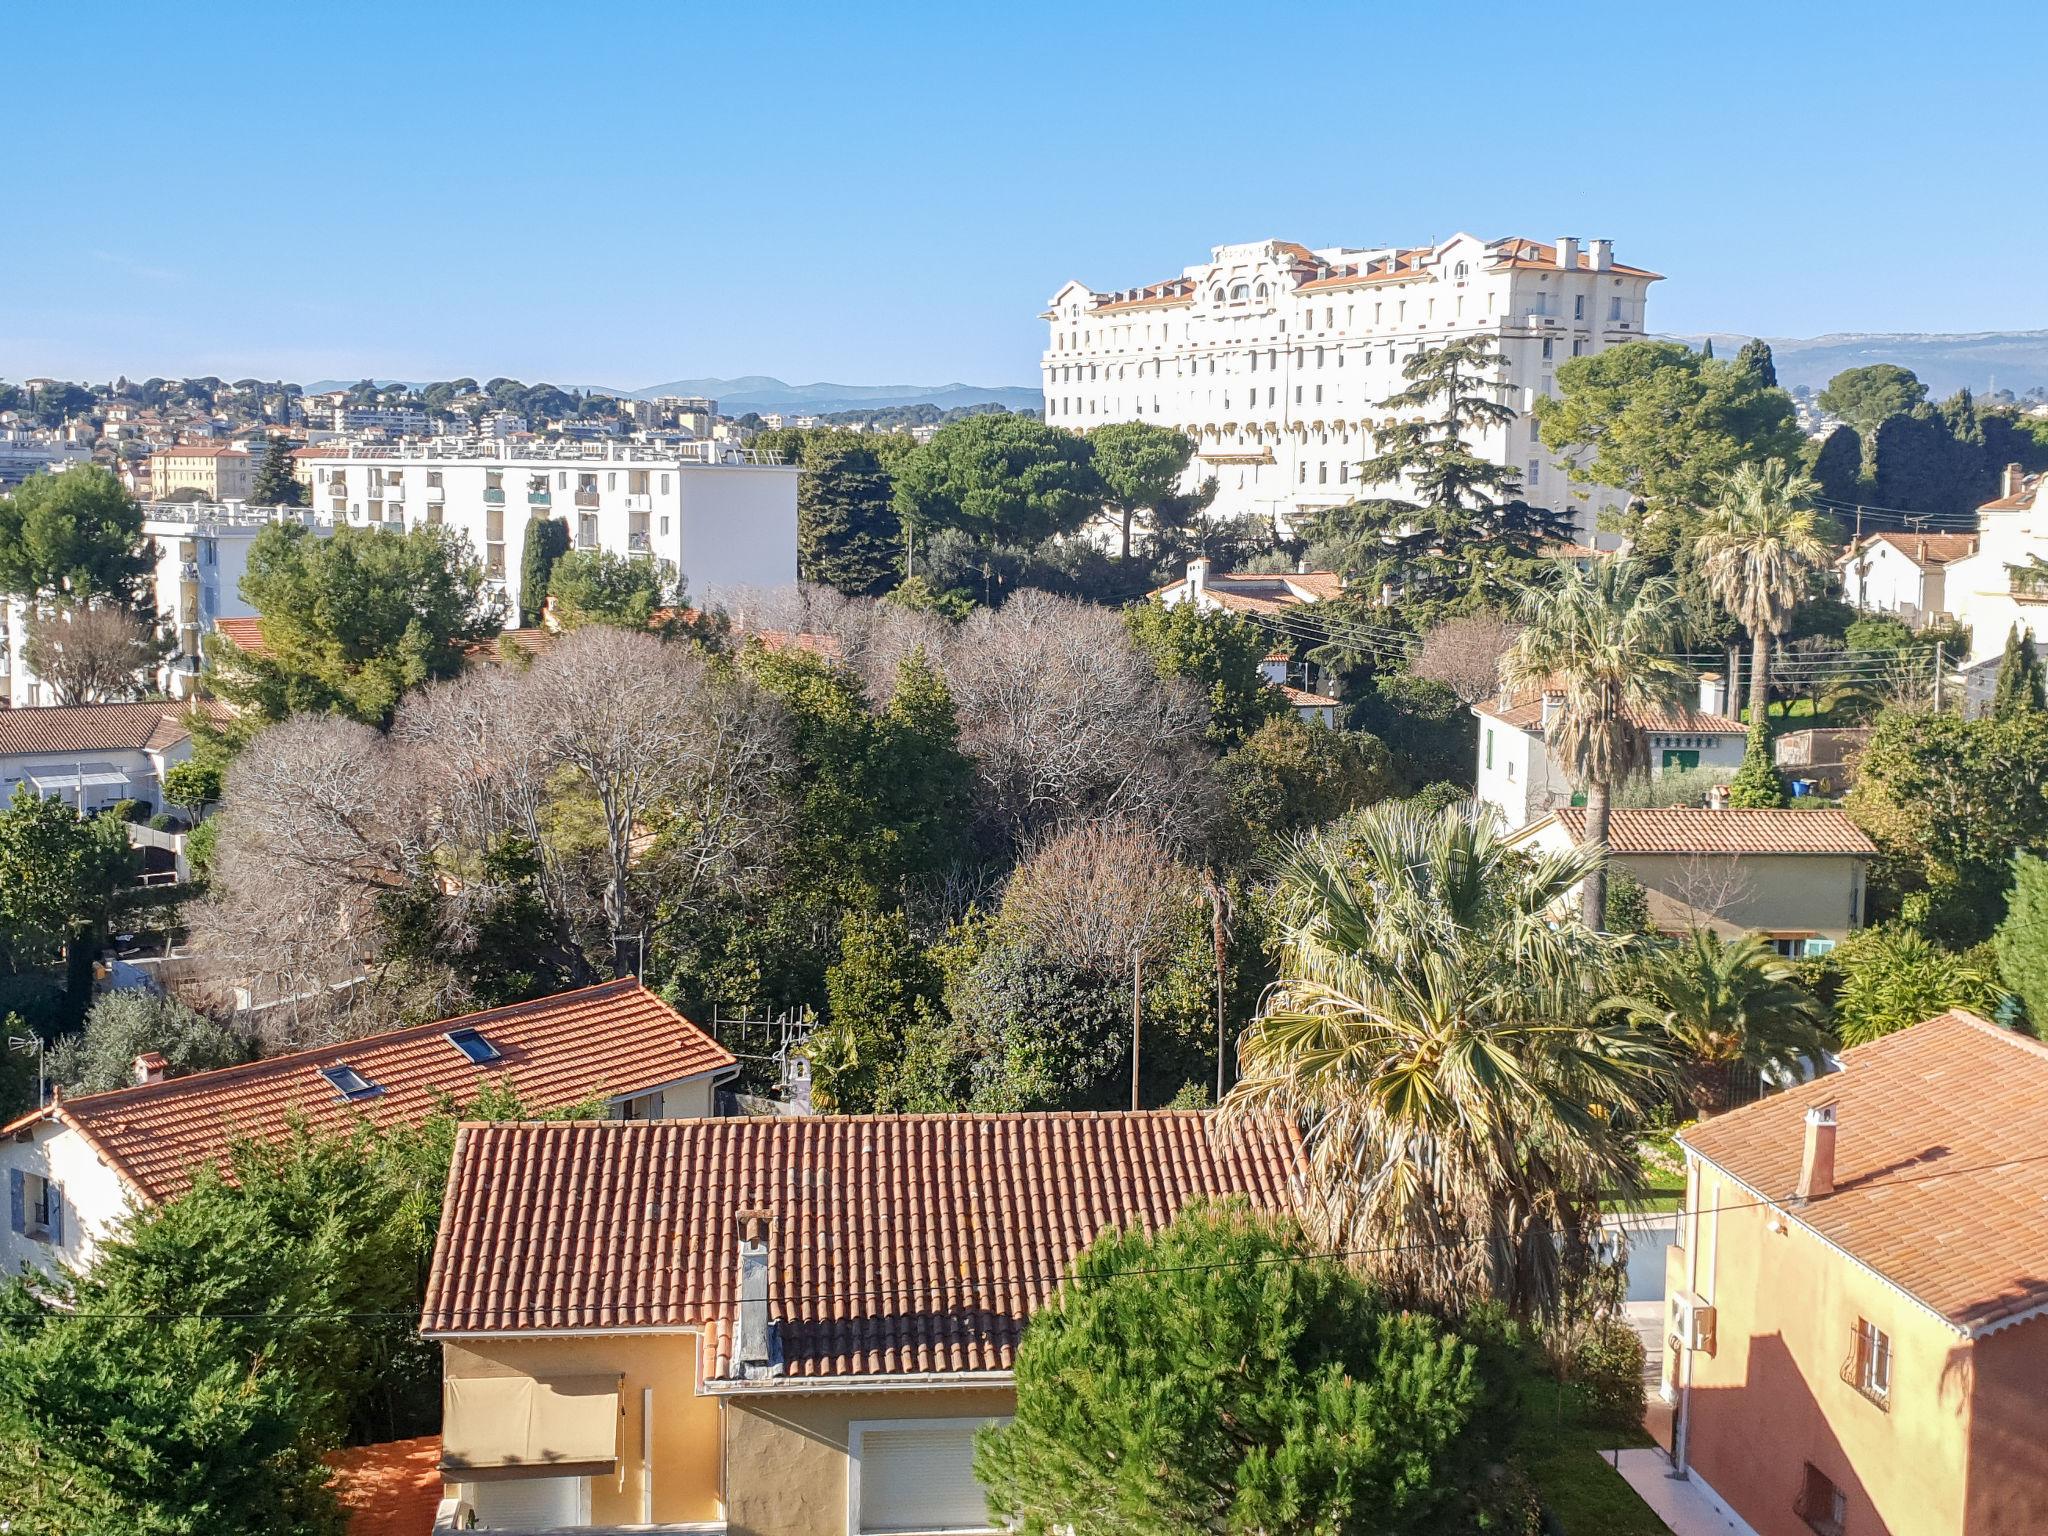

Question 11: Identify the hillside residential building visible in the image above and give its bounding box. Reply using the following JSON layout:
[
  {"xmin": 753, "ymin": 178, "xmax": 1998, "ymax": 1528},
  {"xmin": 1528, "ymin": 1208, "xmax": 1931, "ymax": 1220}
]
[
  {"xmin": 1666, "ymin": 1011, "xmax": 2048, "ymax": 1536},
  {"xmin": 0, "ymin": 981, "xmax": 735, "ymax": 1278},
  {"xmin": 0, "ymin": 431, "xmax": 91, "ymax": 488},
  {"xmin": 304, "ymin": 442, "xmax": 798, "ymax": 622},
  {"xmin": 1475, "ymin": 674, "xmax": 1747, "ymax": 830},
  {"xmin": 1151, "ymin": 559, "xmax": 1344, "ymax": 721},
  {"xmin": 1836, "ymin": 531, "xmax": 1977, "ymax": 626},
  {"xmin": 148, "ymin": 443, "xmax": 256, "ymax": 501},
  {"xmin": 420, "ymin": 1111, "xmax": 1299, "ymax": 1534},
  {"xmin": 1043, "ymin": 233, "xmax": 1660, "ymax": 535},
  {"xmin": 0, "ymin": 701, "xmax": 196, "ymax": 816},
  {"xmin": 1507, "ymin": 806, "xmax": 1875, "ymax": 953},
  {"xmin": 1942, "ymin": 465, "xmax": 2047, "ymax": 710}
]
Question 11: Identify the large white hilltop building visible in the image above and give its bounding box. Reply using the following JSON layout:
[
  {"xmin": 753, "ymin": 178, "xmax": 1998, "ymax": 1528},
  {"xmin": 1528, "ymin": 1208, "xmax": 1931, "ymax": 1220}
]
[
  {"xmin": 305, "ymin": 440, "xmax": 799, "ymax": 619},
  {"xmin": 1042, "ymin": 234, "xmax": 1661, "ymax": 536}
]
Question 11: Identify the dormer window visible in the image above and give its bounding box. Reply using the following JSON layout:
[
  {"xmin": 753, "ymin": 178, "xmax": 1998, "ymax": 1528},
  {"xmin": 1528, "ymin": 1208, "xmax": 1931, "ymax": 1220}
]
[
  {"xmin": 446, "ymin": 1027, "xmax": 501, "ymax": 1065},
  {"xmin": 319, "ymin": 1064, "xmax": 383, "ymax": 1101}
]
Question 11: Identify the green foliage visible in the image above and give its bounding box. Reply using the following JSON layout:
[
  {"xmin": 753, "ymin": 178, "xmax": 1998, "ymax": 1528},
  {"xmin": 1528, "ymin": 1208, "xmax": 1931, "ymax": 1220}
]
[
  {"xmin": 1603, "ymin": 868, "xmax": 1654, "ymax": 936},
  {"xmin": 1572, "ymin": 1320, "xmax": 1648, "ymax": 1433},
  {"xmin": 0, "ymin": 465, "xmax": 153, "ymax": 606},
  {"xmin": 1348, "ymin": 669, "xmax": 1473, "ymax": 790},
  {"xmin": 1535, "ymin": 341, "xmax": 1803, "ymax": 527},
  {"xmin": 47, "ymin": 989, "xmax": 252, "ymax": 1092},
  {"xmin": 1727, "ymin": 717, "xmax": 1787, "ymax": 807},
  {"xmin": 1219, "ymin": 715, "xmax": 1394, "ymax": 843},
  {"xmin": 1733, "ymin": 339, "xmax": 1778, "ymax": 389},
  {"xmin": 1995, "ymin": 854, "xmax": 2048, "ymax": 1029},
  {"xmin": 1807, "ymin": 423, "xmax": 1866, "ymax": 505},
  {"xmin": 161, "ymin": 758, "xmax": 224, "ymax": 812},
  {"xmin": 1847, "ymin": 709, "xmax": 2048, "ymax": 944},
  {"xmin": 212, "ymin": 522, "xmax": 498, "ymax": 726},
  {"xmin": 517, "ymin": 515, "xmax": 569, "ymax": 626},
  {"xmin": 1832, "ymin": 925, "xmax": 2009, "ymax": 1046},
  {"xmin": 976, "ymin": 1201, "xmax": 1490, "ymax": 1536},
  {"xmin": 545, "ymin": 547, "xmax": 674, "ymax": 631},
  {"xmin": 1089, "ymin": 421, "xmax": 1195, "ymax": 558},
  {"xmin": 813, "ymin": 909, "xmax": 950, "ymax": 1113},
  {"xmin": 376, "ymin": 836, "xmax": 568, "ymax": 1009},
  {"xmin": 1123, "ymin": 601, "xmax": 1285, "ymax": 746},
  {"xmin": 252, "ymin": 437, "xmax": 306, "ymax": 507},
  {"xmin": 1306, "ymin": 336, "xmax": 1573, "ymax": 621},
  {"xmin": 892, "ymin": 414, "xmax": 1101, "ymax": 558},
  {"xmin": 1991, "ymin": 624, "xmax": 2046, "ymax": 718},
  {"xmin": 787, "ymin": 431, "xmax": 904, "ymax": 596},
  {"xmin": 0, "ymin": 785, "xmax": 141, "ymax": 973},
  {"xmin": 1817, "ymin": 364, "xmax": 1928, "ymax": 439}
]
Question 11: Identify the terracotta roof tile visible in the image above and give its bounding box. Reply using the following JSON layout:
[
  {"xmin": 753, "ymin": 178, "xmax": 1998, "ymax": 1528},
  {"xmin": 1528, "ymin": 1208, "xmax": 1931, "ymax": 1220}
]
[
  {"xmin": 1979, "ymin": 472, "xmax": 2042, "ymax": 513},
  {"xmin": 212, "ymin": 615, "xmax": 268, "ymax": 657},
  {"xmin": 0, "ymin": 701, "xmax": 197, "ymax": 757},
  {"xmin": 1475, "ymin": 689, "xmax": 1744, "ymax": 736},
  {"xmin": 421, "ymin": 1112, "xmax": 1304, "ymax": 1380},
  {"xmin": 152, "ymin": 444, "xmax": 249, "ymax": 459},
  {"xmin": 1682, "ymin": 1012, "xmax": 2048, "ymax": 1334},
  {"xmin": 10, "ymin": 981, "xmax": 732, "ymax": 1203},
  {"xmin": 1548, "ymin": 807, "xmax": 1877, "ymax": 856},
  {"xmin": 1844, "ymin": 532, "xmax": 1978, "ymax": 567},
  {"xmin": 1148, "ymin": 570, "xmax": 1342, "ymax": 615},
  {"xmin": 1280, "ymin": 684, "xmax": 1341, "ymax": 709},
  {"xmin": 327, "ymin": 1437, "xmax": 441, "ymax": 1536}
]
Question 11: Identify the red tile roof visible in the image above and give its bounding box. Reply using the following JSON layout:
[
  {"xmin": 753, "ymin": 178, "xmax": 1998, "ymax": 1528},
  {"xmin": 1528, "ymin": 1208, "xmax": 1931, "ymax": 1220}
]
[
  {"xmin": 327, "ymin": 1437, "xmax": 442, "ymax": 1536},
  {"xmin": 6, "ymin": 981, "xmax": 733, "ymax": 1204},
  {"xmin": 1475, "ymin": 690, "xmax": 1745, "ymax": 736},
  {"xmin": 1682, "ymin": 1012, "xmax": 2048, "ymax": 1335},
  {"xmin": 0, "ymin": 701, "xmax": 196, "ymax": 757},
  {"xmin": 211, "ymin": 615, "xmax": 268, "ymax": 657},
  {"xmin": 1281, "ymin": 683, "xmax": 1341, "ymax": 710},
  {"xmin": 1488, "ymin": 236, "xmax": 1663, "ymax": 280},
  {"xmin": 422, "ymin": 1112, "xmax": 1304, "ymax": 1381},
  {"xmin": 152, "ymin": 443, "xmax": 249, "ymax": 459},
  {"xmin": 1547, "ymin": 807, "xmax": 1877, "ymax": 857},
  {"xmin": 1979, "ymin": 471, "xmax": 2041, "ymax": 513},
  {"xmin": 1149, "ymin": 569, "xmax": 1342, "ymax": 615}
]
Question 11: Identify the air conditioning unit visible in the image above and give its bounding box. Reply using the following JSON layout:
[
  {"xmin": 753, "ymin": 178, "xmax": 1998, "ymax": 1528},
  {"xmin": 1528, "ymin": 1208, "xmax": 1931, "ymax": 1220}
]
[{"xmin": 1669, "ymin": 1291, "xmax": 1717, "ymax": 1356}]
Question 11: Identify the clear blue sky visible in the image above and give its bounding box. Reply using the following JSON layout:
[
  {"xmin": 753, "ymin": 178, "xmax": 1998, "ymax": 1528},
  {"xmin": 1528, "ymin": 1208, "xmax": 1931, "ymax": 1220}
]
[{"xmin": 5, "ymin": 0, "xmax": 2041, "ymax": 390}]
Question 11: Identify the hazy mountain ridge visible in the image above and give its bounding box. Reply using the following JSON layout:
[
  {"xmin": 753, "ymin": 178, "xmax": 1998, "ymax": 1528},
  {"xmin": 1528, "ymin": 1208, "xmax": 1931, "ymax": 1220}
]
[
  {"xmin": 1682, "ymin": 330, "xmax": 2048, "ymax": 396},
  {"xmin": 300, "ymin": 376, "xmax": 1043, "ymax": 417}
]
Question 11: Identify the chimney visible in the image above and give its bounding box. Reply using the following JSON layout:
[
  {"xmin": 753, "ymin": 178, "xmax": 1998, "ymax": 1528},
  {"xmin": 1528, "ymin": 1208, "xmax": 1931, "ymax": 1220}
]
[
  {"xmin": 736, "ymin": 1210, "xmax": 774, "ymax": 1371},
  {"xmin": 1540, "ymin": 690, "xmax": 1561, "ymax": 730},
  {"xmin": 1698, "ymin": 672, "xmax": 1726, "ymax": 716},
  {"xmin": 1795, "ymin": 1103, "xmax": 1837, "ymax": 1204},
  {"xmin": 133, "ymin": 1051, "xmax": 168, "ymax": 1086},
  {"xmin": 1556, "ymin": 236, "xmax": 1580, "ymax": 270},
  {"xmin": 1588, "ymin": 238, "xmax": 1614, "ymax": 272},
  {"xmin": 1187, "ymin": 556, "xmax": 1210, "ymax": 600},
  {"xmin": 2006, "ymin": 462, "xmax": 2026, "ymax": 500}
]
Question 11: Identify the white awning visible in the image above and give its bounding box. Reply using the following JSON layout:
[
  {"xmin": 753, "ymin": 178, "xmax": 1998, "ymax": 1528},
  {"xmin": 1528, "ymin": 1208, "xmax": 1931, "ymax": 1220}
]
[
  {"xmin": 28, "ymin": 766, "xmax": 132, "ymax": 793},
  {"xmin": 441, "ymin": 1374, "xmax": 622, "ymax": 1482}
]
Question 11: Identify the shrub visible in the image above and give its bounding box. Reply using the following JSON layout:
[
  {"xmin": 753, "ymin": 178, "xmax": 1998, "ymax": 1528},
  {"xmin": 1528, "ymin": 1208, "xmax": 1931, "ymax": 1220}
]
[{"xmin": 1574, "ymin": 1319, "xmax": 1648, "ymax": 1432}]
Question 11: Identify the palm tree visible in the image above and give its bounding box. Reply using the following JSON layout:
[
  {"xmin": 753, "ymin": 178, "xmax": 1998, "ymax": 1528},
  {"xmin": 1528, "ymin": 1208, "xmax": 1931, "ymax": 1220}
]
[
  {"xmin": 1697, "ymin": 458, "xmax": 1828, "ymax": 724},
  {"xmin": 1503, "ymin": 557, "xmax": 1690, "ymax": 929},
  {"xmin": 1606, "ymin": 929, "xmax": 1827, "ymax": 1115},
  {"xmin": 1220, "ymin": 802, "xmax": 1672, "ymax": 1320}
]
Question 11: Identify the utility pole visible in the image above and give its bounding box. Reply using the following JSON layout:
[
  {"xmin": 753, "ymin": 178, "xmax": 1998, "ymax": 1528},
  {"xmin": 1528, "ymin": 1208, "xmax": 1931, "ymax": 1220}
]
[
  {"xmin": 1202, "ymin": 868, "xmax": 1232, "ymax": 1105},
  {"xmin": 1129, "ymin": 947, "xmax": 1144, "ymax": 1112},
  {"xmin": 1933, "ymin": 641, "xmax": 1945, "ymax": 712}
]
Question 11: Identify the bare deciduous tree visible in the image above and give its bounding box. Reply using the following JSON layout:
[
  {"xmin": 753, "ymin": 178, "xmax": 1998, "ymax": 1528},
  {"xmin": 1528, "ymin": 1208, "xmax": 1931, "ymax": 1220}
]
[
  {"xmin": 1411, "ymin": 613, "xmax": 1523, "ymax": 705},
  {"xmin": 1000, "ymin": 822, "xmax": 1193, "ymax": 977},
  {"xmin": 23, "ymin": 602, "xmax": 162, "ymax": 703},
  {"xmin": 943, "ymin": 590, "xmax": 1220, "ymax": 852}
]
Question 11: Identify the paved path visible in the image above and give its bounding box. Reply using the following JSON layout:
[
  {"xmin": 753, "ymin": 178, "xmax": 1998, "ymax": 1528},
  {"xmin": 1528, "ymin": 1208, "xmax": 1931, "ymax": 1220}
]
[{"xmin": 1609, "ymin": 1449, "xmax": 1762, "ymax": 1536}]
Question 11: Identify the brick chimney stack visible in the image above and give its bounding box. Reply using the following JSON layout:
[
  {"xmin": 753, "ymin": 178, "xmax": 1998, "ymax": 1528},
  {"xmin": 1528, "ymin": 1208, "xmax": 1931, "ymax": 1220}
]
[
  {"xmin": 133, "ymin": 1051, "xmax": 168, "ymax": 1086},
  {"xmin": 2005, "ymin": 462, "xmax": 2026, "ymax": 500},
  {"xmin": 1795, "ymin": 1103, "xmax": 1837, "ymax": 1204}
]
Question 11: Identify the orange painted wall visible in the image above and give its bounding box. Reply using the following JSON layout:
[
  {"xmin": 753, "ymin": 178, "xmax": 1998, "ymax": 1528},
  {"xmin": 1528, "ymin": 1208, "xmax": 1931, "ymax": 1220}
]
[
  {"xmin": 1667, "ymin": 1164, "xmax": 1976, "ymax": 1536},
  {"xmin": 1962, "ymin": 1314, "xmax": 2048, "ymax": 1534}
]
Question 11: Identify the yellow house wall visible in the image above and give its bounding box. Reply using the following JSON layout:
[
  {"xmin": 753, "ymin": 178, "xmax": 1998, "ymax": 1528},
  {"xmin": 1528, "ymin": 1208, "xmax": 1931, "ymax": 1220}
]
[
  {"xmin": 1619, "ymin": 852, "xmax": 1865, "ymax": 939},
  {"xmin": 1667, "ymin": 1165, "xmax": 1970, "ymax": 1536},
  {"xmin": 720, "ymin": 1386, "xmax": 1015, "ymax": 1536},
  {"xmin": 440, "ymin": 1332, "xmax": 722, "ymax": 1525}
]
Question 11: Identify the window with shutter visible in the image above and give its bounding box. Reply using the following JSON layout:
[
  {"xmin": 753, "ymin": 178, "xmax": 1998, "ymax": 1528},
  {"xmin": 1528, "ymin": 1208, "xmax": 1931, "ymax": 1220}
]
[{"xmin": 851, "ymin": 1420, "xmax": 1004, "ymax": 1534}]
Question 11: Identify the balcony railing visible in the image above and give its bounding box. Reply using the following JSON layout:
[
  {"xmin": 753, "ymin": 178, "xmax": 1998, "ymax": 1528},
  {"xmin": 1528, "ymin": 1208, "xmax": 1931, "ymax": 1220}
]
[
  {"xmin": 573, "ymin": 489, "xmax": 600, "ymax": 507},
  {"xmin": 528, "ymin": 489, "xmax": 551, "ymax": 505},
  {"xmin": 1839, "ymin": 1325, "xmax": 1891, "ymax": 1412},
  {"xmin": 482, "ymin": 488, "xmax": 506, "ymax": 504}
]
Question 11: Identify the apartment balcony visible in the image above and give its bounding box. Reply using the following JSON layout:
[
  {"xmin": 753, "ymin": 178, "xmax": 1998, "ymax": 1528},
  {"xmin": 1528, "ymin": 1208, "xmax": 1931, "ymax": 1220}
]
[
  {"xmin": 482, "ymin": 488, "xmax": 506, "ymax": 505},
  {"xmin": 427, "ymin": 483, "xmax": 446, "ymax": 502},
  {"xmin": 382, "ymin": 483, "xmax": 406, "ymax": 501},
  {"xmin": 573, "ymin": 489, "xmax": 600, "ymax": 508},
  {"xmin": 624, "ymin": 492, "xmax": 653, "ymax": 512},
  {"xmin": 628, "ymin": 531, "xmax": 652, "ymax": 555},
  {"xmin": 528, "ymin": 488, "xmax": 552, "ymax": 505}
]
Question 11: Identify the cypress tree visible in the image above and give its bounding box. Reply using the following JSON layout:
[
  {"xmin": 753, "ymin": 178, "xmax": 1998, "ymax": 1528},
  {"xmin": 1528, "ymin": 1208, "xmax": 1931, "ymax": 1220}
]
[
  {"xmin": 1991, "ymin": 623, "xmax": 2046, "ymax": 718},
  {"xmin": 251, "ymin": 437, "xmax": 305, "ymax": 506},
  {"xmin": 1727, "ymin": 716, "xmax": 1787, "ymax": 808},
  {"xmin": 1996, "ymin": 853, "xmax": 2048, "ymax": 1029},
  {"xmin": 1734, "ymin": 338, "xmax": 1777, "ymax": 388},
  {"xmin": 518, "ymin": 516, "xmax": 569, "ymax": 626}
]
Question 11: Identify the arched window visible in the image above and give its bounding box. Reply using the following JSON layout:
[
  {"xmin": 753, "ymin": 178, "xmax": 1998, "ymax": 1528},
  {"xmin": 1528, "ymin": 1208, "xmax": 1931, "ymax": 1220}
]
[
  {"xmin": 1453, "ymin": 261, "xmax": 1469, "ymax": 280},
  {"xmin": 1211, "ymin": 287, "xmax": 1225, "ymax": 305},
  {"xmin": 1254, "ymin": 283, "xmax": 1269, "ymax": 302},
  {"xmin": 1229, "ymin": 282, "xmax": 1249, "ymax": 301}
]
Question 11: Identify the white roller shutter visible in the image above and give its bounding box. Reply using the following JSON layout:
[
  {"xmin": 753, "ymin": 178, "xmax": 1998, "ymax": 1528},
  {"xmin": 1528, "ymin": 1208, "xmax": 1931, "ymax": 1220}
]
[
  {"xmin": 469, "ymin": 1473, "xmax": 587, "ymax": 1528},
  {"xmin": 854, "ymin": 1422, "xmax": 997, "ymax": 1533}
]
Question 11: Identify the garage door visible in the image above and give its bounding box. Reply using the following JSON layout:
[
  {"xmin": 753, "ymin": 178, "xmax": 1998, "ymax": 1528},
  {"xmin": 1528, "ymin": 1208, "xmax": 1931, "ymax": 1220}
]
[
  {"xmin": 469, "ymin": 1473, "xmax": 588, "ymax": 1528},
  {"xmin": 854, "ymin": 1422, "xmax": 997, "ymax": 1534}
]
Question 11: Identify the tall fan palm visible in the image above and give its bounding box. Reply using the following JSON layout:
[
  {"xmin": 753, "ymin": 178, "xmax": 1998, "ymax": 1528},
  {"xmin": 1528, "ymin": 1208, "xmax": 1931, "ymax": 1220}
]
[
  {"xmin": 1698, "ymin": 458, "xmax": 1828, "ymax": 724},
  {"xmin": 1606, "ymin": 929, "xmax": 1827, "ymax": 1116},
  {"xmin": 1221, "ymin": 802, "xmax": 1672, "ymax": 1320},
  {"xmin": 1502, "ymin": 557, "xmax": 1690, "ymax": 929}
]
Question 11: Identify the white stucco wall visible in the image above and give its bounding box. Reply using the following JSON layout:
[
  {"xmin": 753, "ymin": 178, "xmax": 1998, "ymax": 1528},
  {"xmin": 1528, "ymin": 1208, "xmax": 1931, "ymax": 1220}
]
[{"xmin": 1, "ymin": 1117, "xmax": 138, "ymax": 1277}]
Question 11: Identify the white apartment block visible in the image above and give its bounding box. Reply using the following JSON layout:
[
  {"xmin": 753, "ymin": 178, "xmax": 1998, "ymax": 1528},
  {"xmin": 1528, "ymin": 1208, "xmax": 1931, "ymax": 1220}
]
[
  {"xmin": 1042, "ymin": 233, "xmax": 1660, "ymax": 537},
  {"xmin": 305, "ymin": 441, "xmax": 798, "ymax": 620}
]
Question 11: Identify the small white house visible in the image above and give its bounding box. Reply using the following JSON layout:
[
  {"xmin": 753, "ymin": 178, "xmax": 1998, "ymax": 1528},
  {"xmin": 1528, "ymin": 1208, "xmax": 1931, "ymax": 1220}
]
[
  {"xmin": 1152, "ymin": 557, "xmax": 1342, "ymax": 616},
  {"xmin": 1256, "ymin": 649, "xmax": 1341, "ymax": 726},
  {"xmin": 1945, "ymin": 466, "xmax": 2048, "ymax": 712},
  {"xmin": 1837, "ymin": 530, "xmax": 1977, "ymax": 627},
  {"xmin": 0, "ymin": 702, "xmax": 198, "ymax": 815},
  {"xmin": 1, "ymin": 981, "xmax": 736, "ymax": 1277},
  {"xmin": 1473, "ymin": 674, "xmax": 1746, "ymax": 831}
]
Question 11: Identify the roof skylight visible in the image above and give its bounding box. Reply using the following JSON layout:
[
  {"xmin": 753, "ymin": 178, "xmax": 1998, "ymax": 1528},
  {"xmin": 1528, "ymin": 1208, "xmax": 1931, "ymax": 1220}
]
[{"xmin": 446, "ymin": 1027, "xmax": 501, "ymax": 1065}]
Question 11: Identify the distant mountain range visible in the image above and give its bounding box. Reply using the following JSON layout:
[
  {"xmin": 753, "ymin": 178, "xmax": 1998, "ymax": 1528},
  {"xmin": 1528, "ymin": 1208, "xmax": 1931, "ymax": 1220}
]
[
  {"xmin": 1681, "ymin": 331, "xmax": 2048, "ymax": 397},
  {"xmin": 300, "ymin": 375, "xmax": 1044, "ymax": 417}
]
